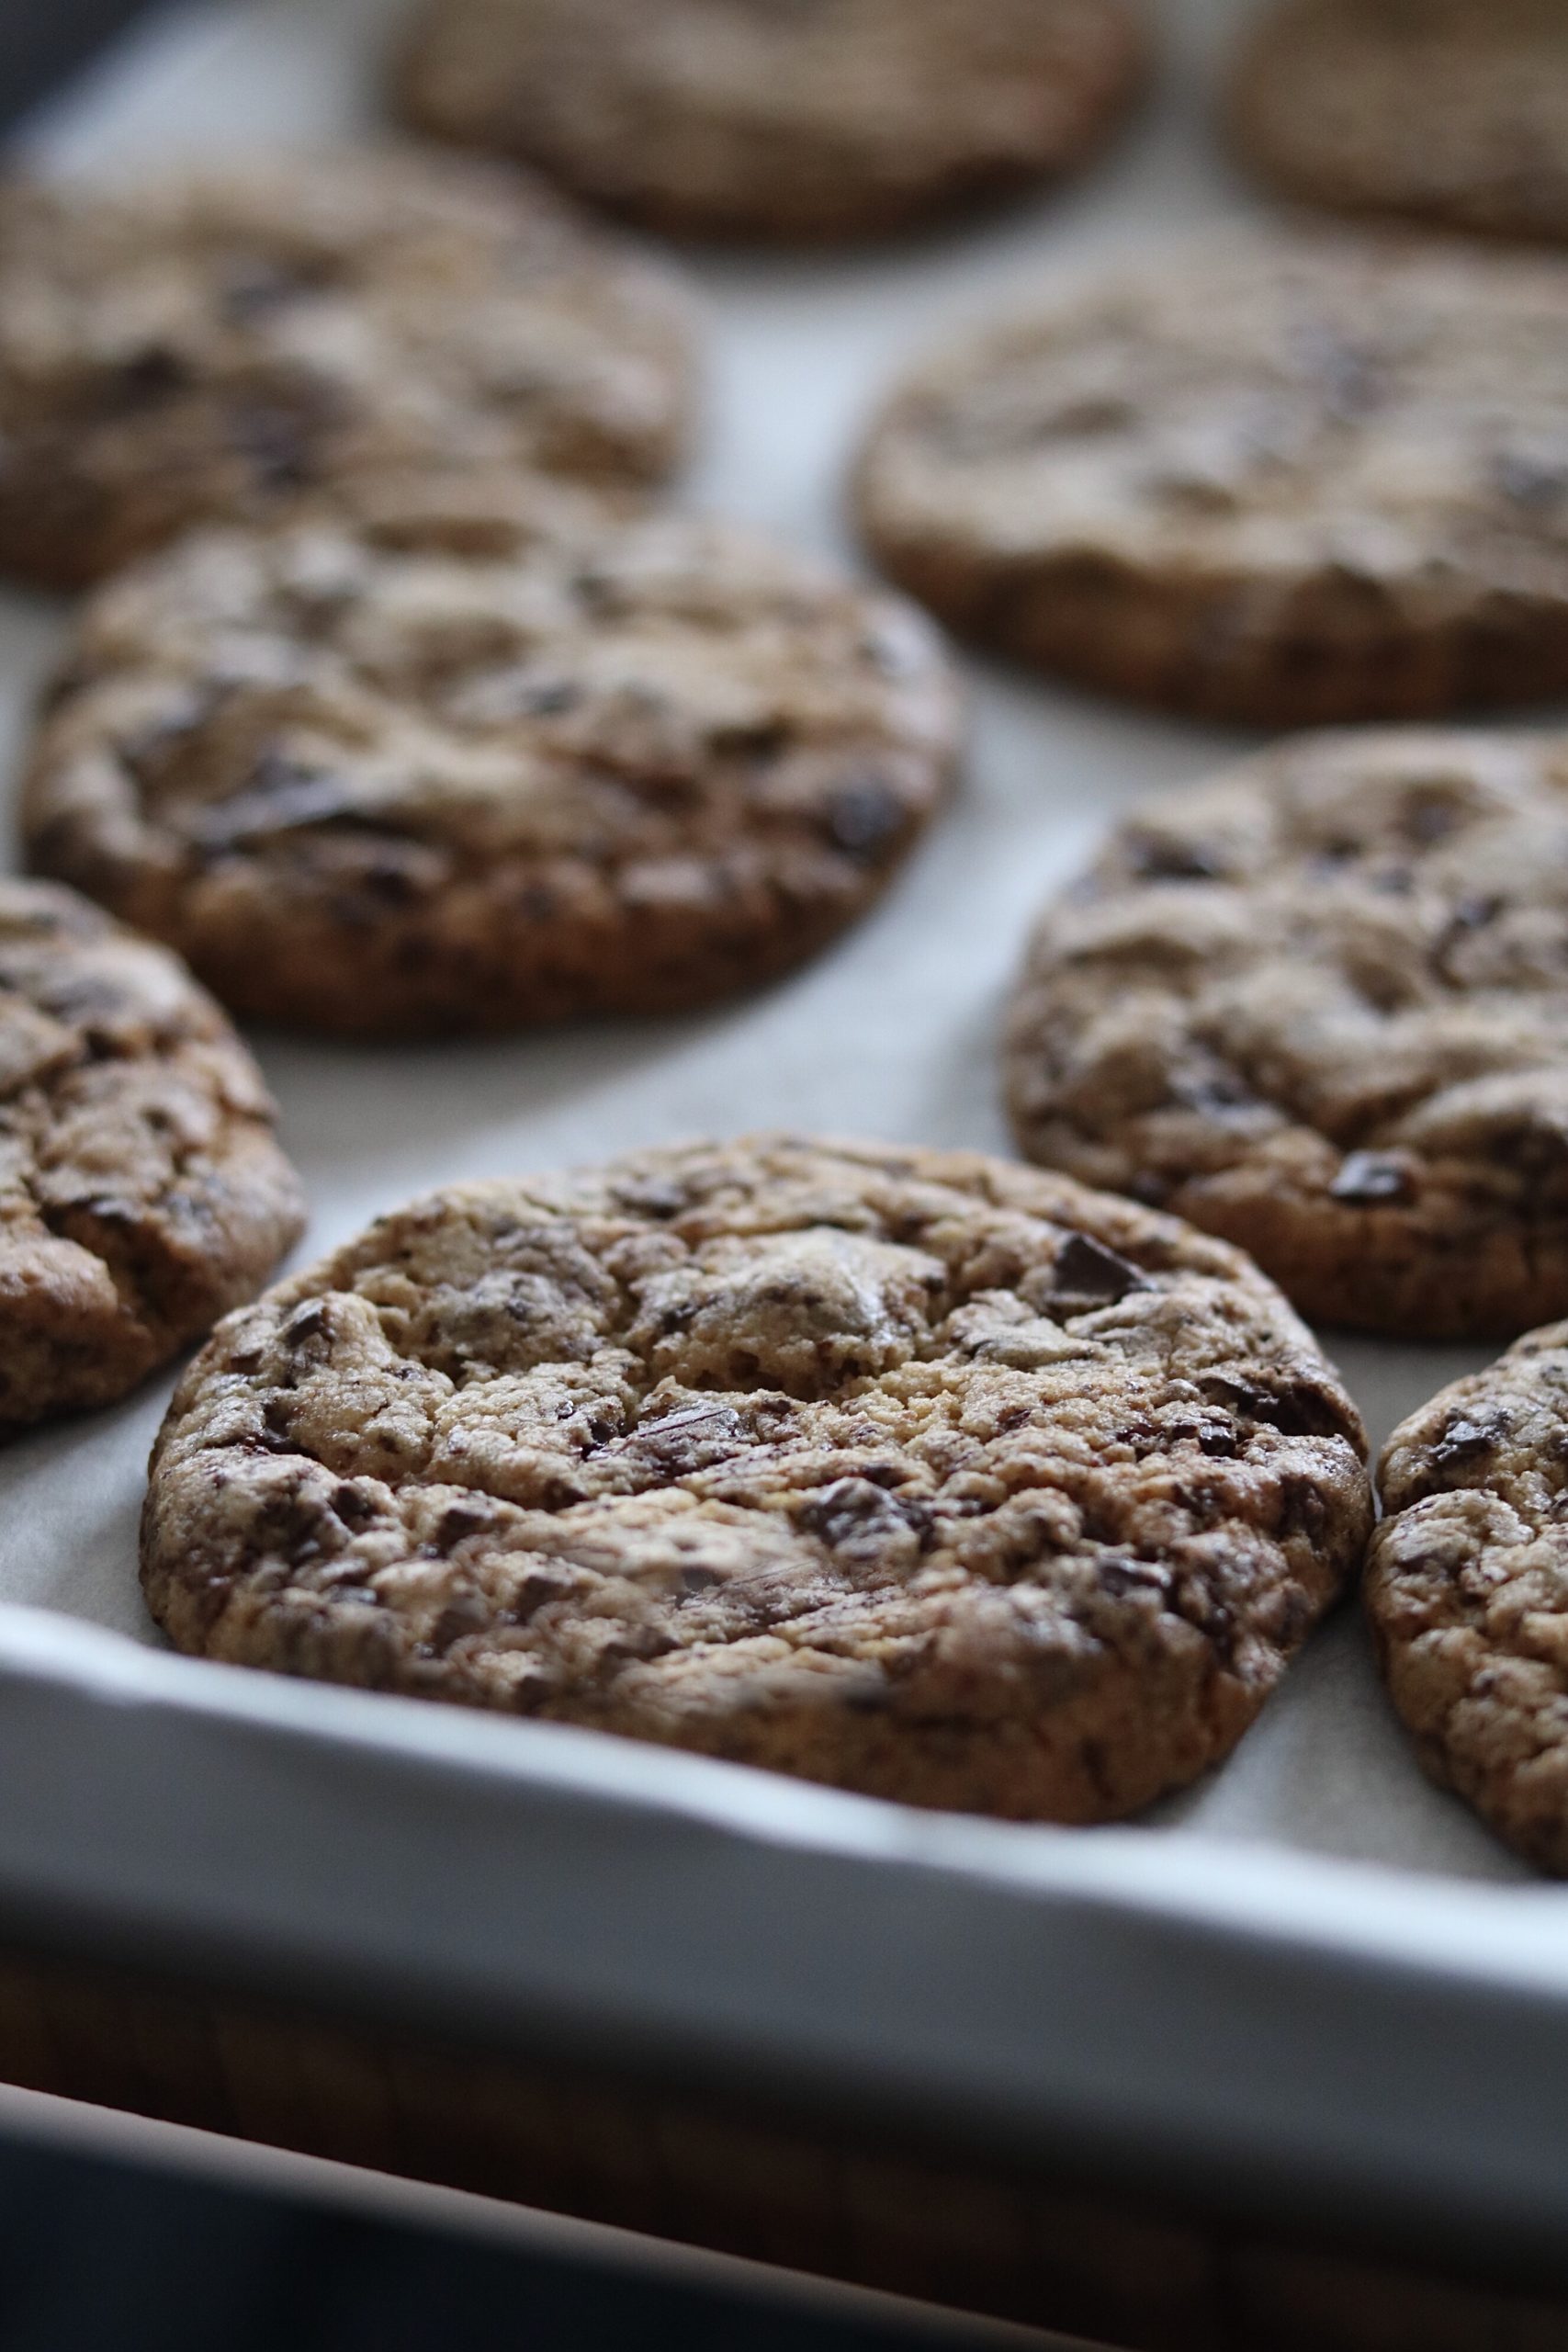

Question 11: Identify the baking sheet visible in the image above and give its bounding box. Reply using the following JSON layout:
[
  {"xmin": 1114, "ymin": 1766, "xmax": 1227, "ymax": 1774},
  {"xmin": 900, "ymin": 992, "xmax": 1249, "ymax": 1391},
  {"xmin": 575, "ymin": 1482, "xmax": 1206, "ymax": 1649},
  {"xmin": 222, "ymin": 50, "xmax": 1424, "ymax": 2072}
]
[{"xmin": 0, "ymin": 0, "xmax": 1531, "ymax": 1888}]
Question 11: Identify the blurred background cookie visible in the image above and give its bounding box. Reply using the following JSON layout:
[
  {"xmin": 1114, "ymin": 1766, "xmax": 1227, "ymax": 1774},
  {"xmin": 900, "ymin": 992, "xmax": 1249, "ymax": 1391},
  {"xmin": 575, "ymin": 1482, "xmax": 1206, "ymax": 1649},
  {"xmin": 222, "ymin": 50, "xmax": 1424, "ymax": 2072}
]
[
  {"xmin": 0, "ymin": 145, "xmax": 698, "ymax": 589},
  {"xmin": 1005, "ymin": 729, "xmax": 1568, "ymax": 1339},
  {"xmin": 22, "ymin": 477, "xmax": 960, "ymax": 1036},
  {"xmin": 1228, "ymin": 0, "xmax": 1568, "ymax": 247},
  {"xmin": 393, "ymin": 0, "xmax": 1150, "ymax": 244},
  {"xmin": 0, "ymin": 877, "xmax": 303, "ymax": 1430},
  {"xmin": 856, "ymin": 235, "xmax": 1568, "ymax": 724},
  {"xmin": 141, "ymin": 1133, "xmax": 1370, "ymax": 1819}
]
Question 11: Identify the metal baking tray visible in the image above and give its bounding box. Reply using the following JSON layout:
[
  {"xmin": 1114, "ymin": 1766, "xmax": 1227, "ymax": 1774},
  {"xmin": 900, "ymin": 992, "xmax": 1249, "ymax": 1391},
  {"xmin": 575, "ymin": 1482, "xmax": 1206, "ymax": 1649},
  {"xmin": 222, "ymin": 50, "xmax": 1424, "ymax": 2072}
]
[{"xmin": 4, "ymin": 0, "xmax": 1567, "ymax": 2272}]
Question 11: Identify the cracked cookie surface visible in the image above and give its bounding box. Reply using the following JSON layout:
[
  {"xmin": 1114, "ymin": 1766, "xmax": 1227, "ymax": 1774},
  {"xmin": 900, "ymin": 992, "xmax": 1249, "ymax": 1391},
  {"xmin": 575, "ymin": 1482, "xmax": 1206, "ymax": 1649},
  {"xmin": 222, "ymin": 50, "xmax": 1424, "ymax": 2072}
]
[
  {"xmin": 0, "ymin": 877, "xmax": 303, "ymax": 1430},
  {"xmin": 1005, "ymin": 729, "xmax": 1568, "ymax": 1339},
  {"xmin": 855, "ymin": 236, "xmax": 1568, "ymax": 724},
  {"xmin": 1229, "ymin": 0, "xmax": 1568, "ymax": 248},
  {"xmin": 1369, "ymin": 1326, "xmax": 1568, "ymax": 1872},
  {"xmin": 394, "ymin": 0, "xmax": 1147, "ymax": 244},
  {"xmin": 0, "ymin": 146, "xmax": 696, "ymax": 589},
  {"xmin": 141, "ymin": 1134, "xmax": 1371, "ymax": 1819},
  {"xmin": 21, "ymin": 481, "xmax": 959, "ymax": 1037}
]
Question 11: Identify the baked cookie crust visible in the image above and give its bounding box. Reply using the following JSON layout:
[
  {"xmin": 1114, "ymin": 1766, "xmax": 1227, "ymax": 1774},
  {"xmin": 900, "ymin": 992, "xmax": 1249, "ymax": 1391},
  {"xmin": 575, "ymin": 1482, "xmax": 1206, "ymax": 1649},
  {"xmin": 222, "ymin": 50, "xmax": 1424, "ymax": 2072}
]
[
  {"xmin": 22, "ymin": 481, "xmax": 960, "ymax": 1037},
  {"xmin": 1229, "ymin": 0, "xmax": 1568, "ymax": 248},
  {"xmin": 394, "ymin": 0, "xmax": 1148, "ymax": 244},
  {"xmin": 0, "ymin": 146, "xmax": 697, "ymax": 589},
  {"xmin": 856, "ymin": 236, "xmax": 1568, "ymax": 725},
  {"xmin": 1370, "ymin": 1325, "xmax": 1568, "ymax": 1873},
  {"xmin": 1005, "ymin": 729, "xmax": 1568, "ymax": 1340},
  {"xmin": 141, "ymin": 1135, "xmax": 1371, "ymax": 1820},
  {"xmin": 0, "ymin": 877, "xmax": 303, "ymax": 1430}
]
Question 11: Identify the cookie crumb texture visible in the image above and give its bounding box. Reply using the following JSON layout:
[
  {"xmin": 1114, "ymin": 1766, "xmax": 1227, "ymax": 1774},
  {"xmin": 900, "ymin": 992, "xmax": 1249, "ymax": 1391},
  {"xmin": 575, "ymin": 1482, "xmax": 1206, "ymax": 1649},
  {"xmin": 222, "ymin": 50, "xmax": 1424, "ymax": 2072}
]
[
  {"xmin": 856, "ymin": 237, "xmax": 1568, "ymax": 724},
  {"xmin": 0, "ymin": 148, "xmax": 696, "ymax": 590},
  {"xmin": 141, "ymin": 1136, "xmax": 1371, "ymax": 1820},
  {"xmin": 0, "ymin": 879, "xmax": 304, "ymax": 1430},
  {"xmin": 1370, "ymin": 1326, "xmax": 1568, "ymax": 1873},
  {"xmin": 395, "ymin": 0, "xmax": 1148, "ymax": 244},
  {"xmin": 22, "ymin": 491, "xmax": 958, "ymax": 1036},
  {"xmin": 1229, "ymin": 0, "xmax": 1568, "ymax": 247},
  {"xmin": 1007, "ymin": 730, "xmax": 1568, "ymax": 1340}
]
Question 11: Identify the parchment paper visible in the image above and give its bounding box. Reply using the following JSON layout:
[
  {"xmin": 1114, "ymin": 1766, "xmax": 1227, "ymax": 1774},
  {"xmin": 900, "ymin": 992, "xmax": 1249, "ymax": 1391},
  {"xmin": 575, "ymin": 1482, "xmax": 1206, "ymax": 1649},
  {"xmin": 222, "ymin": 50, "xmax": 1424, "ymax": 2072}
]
[{"xmin": 0, "ymin": 0, "xmax": 1535, "ymax": 1887}]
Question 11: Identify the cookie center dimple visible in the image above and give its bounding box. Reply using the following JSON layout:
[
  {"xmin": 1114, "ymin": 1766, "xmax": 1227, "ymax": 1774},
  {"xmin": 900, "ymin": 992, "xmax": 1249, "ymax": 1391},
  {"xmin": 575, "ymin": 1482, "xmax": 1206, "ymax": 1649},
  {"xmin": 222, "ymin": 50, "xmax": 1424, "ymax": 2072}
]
[{"xmin": 626, "ymin": 1225, "xmax": 946, "ymax": 1399}]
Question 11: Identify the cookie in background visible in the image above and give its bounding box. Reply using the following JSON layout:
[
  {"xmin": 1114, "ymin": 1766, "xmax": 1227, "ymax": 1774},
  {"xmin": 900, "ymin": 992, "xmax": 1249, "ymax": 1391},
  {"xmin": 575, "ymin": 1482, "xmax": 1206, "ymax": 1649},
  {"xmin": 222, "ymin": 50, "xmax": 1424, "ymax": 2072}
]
[
  {"xmin": 21, "ymin": 473, "xmax": 961, "ymax": 1036},
  {"xmin": 393, "ymin": 0, "xmax": 1151, "ymax": 244},
  {"xmin": 855, "ymin": 235, "xmax": 1568, "ymax": 725},
  {"xmin": 0, "ymin": 143, "xmax": 698, "ymax": 590}
]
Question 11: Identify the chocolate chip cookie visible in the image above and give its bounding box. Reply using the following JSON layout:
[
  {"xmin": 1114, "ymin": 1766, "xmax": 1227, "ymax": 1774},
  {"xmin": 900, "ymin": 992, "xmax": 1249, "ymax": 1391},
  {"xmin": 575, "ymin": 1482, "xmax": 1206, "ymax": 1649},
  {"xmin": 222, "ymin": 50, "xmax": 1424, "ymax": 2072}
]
[
  {"xmin": 0, "ymin": 877, "xmax": 303, "ymax": 1431},
  {"xmin": 141, "ymin": 1134, "xmax": 1371, "ymax": 1820},
  {"xmin": 1229, "ymin": 0, "xmax": 1568, "ymax": 248},
  {"xmin": 20, "ymin": 478, "xmax": 959, "ymax": 1037},
  {"xmin": 0, "ymin": 146, "xmax": 697, "ymax": 590},
  {"xmin": 1369, "ymin": 1326, "xmax": 1568, "ymax": 1872},
  {"xmin": 393, "ymin": 0, "xmax": 1148, "ymax": 245},
  {"xmin": 855, "ymin": 236, "xmax": 1568, "ymax": 724},
  {"xmin": 1005, "ymin": 729, "xmax": 1568, "ymax": 1340}
]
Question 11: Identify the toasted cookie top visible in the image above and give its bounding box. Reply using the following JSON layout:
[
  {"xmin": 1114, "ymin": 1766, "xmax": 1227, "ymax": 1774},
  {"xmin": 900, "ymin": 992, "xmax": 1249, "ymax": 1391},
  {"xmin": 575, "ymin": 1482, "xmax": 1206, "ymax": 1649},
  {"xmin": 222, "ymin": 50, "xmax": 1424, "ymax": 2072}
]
[
  {"xmin": 22, "ymin": 484, "xmax": 959, "ymax": 1037},
  {"xmin": 1229, "ymin": 0, "xmax": 1568, "ymax": 247},
  {"xmin": 1369, "ymin": 1324, "xmax": 1568, "ymax": 1873},
  {"xmin": 0, "ymin": 877, "xmax": 303, "ymax": 1430},
  {"xmin": 395, "ymin": 0, "xmax": 1148, "ymax": 243},
  {"xmin": 141, "ymin": 1135, "xmax": 1371, "ymax": 1819},
  {"xmin": 0, "ymin": 146, "xmax": 697, "ymax": 587},
  {"xmin": 855, "ymin": 236, "xmax": 1568, "ymax": 723},
  {"xmin": 1005, "ymin": 729, "xmax": 1568, "ymax": 1340}
]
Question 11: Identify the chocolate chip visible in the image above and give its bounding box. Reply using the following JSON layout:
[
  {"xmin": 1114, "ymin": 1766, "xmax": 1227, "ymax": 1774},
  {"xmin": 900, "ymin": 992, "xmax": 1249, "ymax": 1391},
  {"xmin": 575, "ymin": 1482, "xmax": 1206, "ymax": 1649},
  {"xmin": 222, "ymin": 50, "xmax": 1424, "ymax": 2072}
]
[
  {"xmin": 283, "ymin": 1302, "xmax": 329, "ymax": 1347},
  {"xmin": 1200, "ymin": 1374, "xmax": 1359, "ymax": 1444},
  {"xmin": 1431, "ymin": 1412, "xmax": 1507, "ymax": 1471},
  {"xmin": 106, "ymin": 345, "xmax": 190, "ymax": 408},
  {"xmin": 1450, "ymin": 893, "xmax": 1501, "ymax": 932},
  {"xmin": 1125, "ymin": 831, "xmax": 1225, "ymax": 882},
  {"xmin": 1050, "ymin": 1233, "xmax": 1145, "ymax": 1310},
  {"xmin": 1330, "ymin": 1151, "xmax": 1414, "ymax": 1206},
  {"xmin": 825, "ymin": 779, "xmax": 905, "ymax": 863},
  {"xmin": 436, "ymin": 1503, "xmax": 491, "ymax": 1549},
  {"xmin": 189, "ymin": 753, "xmax": 359, "ymax": 848},
  {"xmin": 1098, "ymin": 1558, "xmax": 1170, "ymax": 1600},
  {"xmin": 333, "ymin": 1484, "xmax": 377, "ymax": 1531}
]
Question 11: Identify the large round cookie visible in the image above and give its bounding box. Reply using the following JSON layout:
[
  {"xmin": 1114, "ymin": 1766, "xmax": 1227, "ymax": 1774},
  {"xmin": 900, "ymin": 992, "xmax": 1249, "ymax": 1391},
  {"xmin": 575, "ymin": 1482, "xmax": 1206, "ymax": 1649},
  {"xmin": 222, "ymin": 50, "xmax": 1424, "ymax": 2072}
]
[
  {"xmin": 1006, "ymin": 729, "xmax": 1568, "ymax": 1341},
  {"xmin": 141, "ymin": 1135, "xmax": 1371, "ymax": 1820},
  {"xmin": 20, "ymin": 481, "xmax": 959, "ymax": 1037},
  {"xmin": 855, "ymin": 237, "xmax": 1568, "ymax": 725},
  {"xmin": 1369, "ymin": 1327, "xmax": 1568, "ymax": 1873},
  {"xmin": 393, "ymin": 0, "xmax": 1148, "ymax": 245},
  {"xmin": 0, "ymin": 877, "xmax": 304, "ymax": 1430},
  {"xmin": 1228, "ymin": 0, "xmax": 1568, "ymax": 248},
  {"xmin": 0, "ymin": 146, "xmax": 696, "ymax": 590}
]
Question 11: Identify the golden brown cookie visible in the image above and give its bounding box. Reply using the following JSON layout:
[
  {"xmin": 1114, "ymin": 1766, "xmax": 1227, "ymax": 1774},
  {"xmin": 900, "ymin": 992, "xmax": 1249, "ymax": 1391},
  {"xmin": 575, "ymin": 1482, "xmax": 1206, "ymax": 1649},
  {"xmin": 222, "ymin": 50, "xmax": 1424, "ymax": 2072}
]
[
  {"xmin": 141, "ymin": 1134, "xmax": 1371, "ymax": 1820},
  {"xmin": 1228, "ymin": 0, "xmax": 1568, "ymax": 248},
  {"xmin": 1005, "ymin": 729, "xmax": 1568, "ymax": 1340},
  {"xmin": 0, "ymin": 876, "xmax": 303, "ymax": 1430},
  {"xmin": 1369, "ymin": 1326, "xmax": 1568, "ymax": 1873},
  {"xmin": 394, "ymin": 0, "xmax": 1148, "ymax": 244},
  {"xmin": 21, "ymin": 478, "xmax": 960, "ymax": 1037},
  {"xmin": 0, "ymin": 146, "xmax": 697, "ymax": 589},
  {"xmin": 855, "ymin": 236, "xmax": 1568, "ymax": 725}
]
